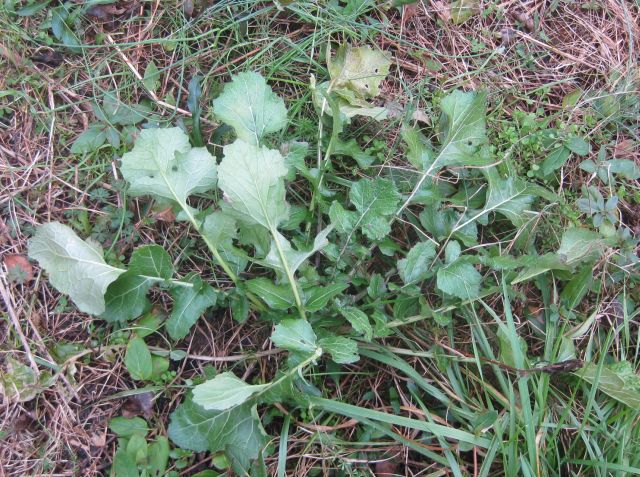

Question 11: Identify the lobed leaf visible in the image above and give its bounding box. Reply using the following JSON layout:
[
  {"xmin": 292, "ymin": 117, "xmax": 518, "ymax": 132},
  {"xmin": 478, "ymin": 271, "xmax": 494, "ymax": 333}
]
[{"xmin": 213, "ymin": 71, "xmax": 288, "ymax": 145}]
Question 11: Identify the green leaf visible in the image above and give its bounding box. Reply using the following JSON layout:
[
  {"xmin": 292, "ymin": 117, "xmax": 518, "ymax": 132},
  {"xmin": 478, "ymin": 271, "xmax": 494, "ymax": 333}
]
[
  {"xmin": 436, "ymin": 260, "xmax": 482, "ymax": 300},
  {"xmin": 333, "ymin": 137, "xmax": 375, "ymax": 168},
  {"xmin": 341, "ymin": 307, "xmax": 373, "ymax": 341},
  {"xmin": 444, "ymin": 241, "xmax": 461, "ymax": 264},
  {"xmin": 193, "ymin": 373, "xmax": 268, "ymax": 411},
  {"xmin": 319, "ymin": 335, "xmax": 360, "ymax": 364},
  {"xmin": 398, "ymin": 241, "xmax": 436, "ymax": 285},
  {"xmin": 246, "ymin": 278, "xmax": 295, "ymax": 310},
  {"xmin": 143, "ymin": 61, "xmax": 160, "ymax": 94},
  {"xmin": 577, "ymin": 362, "xmax": 640, "ymax": 409},
  {"xmin": 102, "ymin": 273, "xmax": 152, "ymax": 322},
  {"xmin": 480, "ymin": 169, "xmax": 540, "ymax": 228},
  {"xmin": 147, "ymin": 436, "xmax": 169, "ymax": 477},
  {"xmin": 70, "ymin": 124, "xmax": 107, "ymax": 154},
  {"xmin": 560, "ymin": 265, "xmax": 593, "ymax": 309},
  {"xmin": 202, "ymin": 211, "xmax": 237, "ymax": 247},
  {"xmin": 330, "ymin": 177, "xmax": 400, "ymax": 241},
  {"xmin": 28, "ymin": 222, "xmax": 125, "ymax": 315},
  {"xmin": 264, "ymin": 227, "xmax": 333, "ymax": 278},
  {"xmin": 303, "ymin": 283, "xmax": 349, "ymax": 312},
  {"xmin": 128, "ymin": 245, "xmax": 173, "ymax": 280},
  {"xmin": 168, "ymin": 396, "xmax": 268, "ymax": 471},
  {"xmin": 558, "ymin": 228, "xmax": 605, "ymax": 265},
  {"xmin": 125, "ymin": 337, "xmax": 153, "ymax": 381},
  {"xmin": 327, "ymin": 44, "xmax": 391, "ymax": 100},
  {"xmin": 109, "ymin": 416, "xmax": 149, "ymax": 437},
  {"xmin": 166, "ymin": 278, "xmax": 217, "ymax": 340},
  {"xmin": 497, "ymin": 327, "xmax": 528, "ymax": 368},
  {"xmin": 120, "ymin": 127, "xmax": 217, "ymax": 206},
  {"xmin": 436, "ymin": 90, "xmax": 488, "ymax": 169},
  {"xmin": 114, "ymin": 449, "xmax": 140, "ymax": 477},
  {"xmin": 218, "ymin": 140, "xmax": 289, "ymax": 230},
  {"xmin": 566, "ymin": 136, "xmax": 590, "ymax": 156},
  {"xmin": 213, "ymin": 71, "xmax": 288, "ymax": 145},
  {"xmin": 402, "ymin": 126, "xmax": 433, "ymax": 171},
  {"xmin": 271, "ymin": 319, "xmax": 318, "ymax": 354},
  {"xmin": 541, "ymin": 146, "xmax": 571, "ymax": 176}
]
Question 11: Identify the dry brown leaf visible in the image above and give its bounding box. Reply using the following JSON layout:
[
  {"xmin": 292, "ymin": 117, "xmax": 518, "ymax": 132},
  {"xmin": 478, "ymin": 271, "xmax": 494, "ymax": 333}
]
[
  {"xmin": 4, "ymin": 254, "xmax": 33, "ymax": 283},
  {"xmin": 122, "ymin": 392, "xmax": 154, "ymax": 418},
  {"xmin": 613, "ymin": 139, "xmax": 637, "ymax": 160}
]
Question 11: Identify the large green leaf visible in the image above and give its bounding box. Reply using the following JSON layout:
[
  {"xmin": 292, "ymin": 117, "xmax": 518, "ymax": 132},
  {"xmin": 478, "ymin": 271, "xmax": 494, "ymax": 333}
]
[
  {"xmin": 436, "ymin": 90, "xmax": 488, "ymax": 168},
  {"xmin": 436, "ymin": 260, "xmax": 482, "ymax": 300},
  {"xmin": 271, "ymin": 319, "xmax": 318, "ymax": 354},
  {"xmin": 218, "ymin": 140, "xmax": 290, "ymax": 230},
  {"xmin": 128, "ymin": 245, "xmax": 173, "ymax": 280},
  {"xmin": 481, "ymin": 175, "xmax": 536, "ymax": 228},
  {"xmin": 246, "ymin": 278, "xmax": 295, "ymax": 310},
  {"xmin": 193, "ymin": 373, "xmax": 268, "ymax": 411},
  {"xmin": 120, "ymin": 127, "xmax": 217, "ymax": 206},
  {"xmin": 318, "ymin": 335, "xmax": 360, "ymax": 364},
  {"xmin": 213, "ymin": 71, "xmax": 288, "ymax": 145},
  {"xmin": 168, "ymin": 396, "xmax": 268, "ymax": 472},
  {"xmin": 330, "ymin": 177, "xmax": 400, "ymax": 241},
  {"xmin": 28, "ymin": 222, "xmax": 125, "ymax": 315},
  {"xmin": 166, "ymin": 277, "xmax": 217, "ymax": 340},
  {"xmin": 397, "ymin": 241, "xmax": 436, "ymax": 284}
]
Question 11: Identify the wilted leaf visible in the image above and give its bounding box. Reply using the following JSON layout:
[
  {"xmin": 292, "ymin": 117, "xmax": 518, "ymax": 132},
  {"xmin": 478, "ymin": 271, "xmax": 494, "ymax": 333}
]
[
  {"xmin": 577, "ymin": 361, "xmax": 640, "ymax": 409},
  {"xmin": 28, "ymin": 222, "xmax": 125, "ymax": 315},
  {"xmin": 450, "ymin": 0, "xmax": 479, "ymax": 24},
  {"xmin": 328, "ymin": 44, "xmax": 391, "ymax": 100}
]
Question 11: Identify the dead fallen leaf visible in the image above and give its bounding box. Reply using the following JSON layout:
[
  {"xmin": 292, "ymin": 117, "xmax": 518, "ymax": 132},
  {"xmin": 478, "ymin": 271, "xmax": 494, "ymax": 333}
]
[
  {"xmin": 375, "ymin": 456, "xmax": 400, "ymax": 476},
  {"xmin": 30, "ymin": 50, "xmax": 64, "ymax": 67},
  {"xmin": 153, "ymin": 206, "xmax": 176, "ymax": 222},
  {"xmin": 613, "ymin": 139, "xmax": 637, "ymax": 160},
  {"xmin": 432, "ymin": 1, "xmax": 451, "ymax": 22},
  {"xmin": 122, "ymin": 392, "xmax": 154, "ymax": 418},
  {"xmin": 86, "ymin": 3, "xmax": 125, "ymax": 21},
  {"xmin": 4, "ymin": 254, "xmax": 33, "ymax": 283}
]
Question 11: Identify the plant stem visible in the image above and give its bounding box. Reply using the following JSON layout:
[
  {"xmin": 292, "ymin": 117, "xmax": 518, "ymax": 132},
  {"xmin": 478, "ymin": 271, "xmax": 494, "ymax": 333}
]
[
  {"xmin": 270, "ymin": 227, "xmax": 307, "ymax": 320},
  {"xmin": 181, "ymin": 204, "xmax": 267, "ymax": 312}
]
